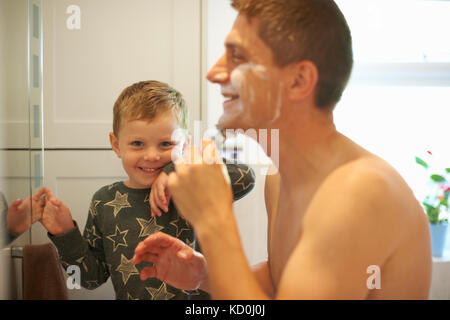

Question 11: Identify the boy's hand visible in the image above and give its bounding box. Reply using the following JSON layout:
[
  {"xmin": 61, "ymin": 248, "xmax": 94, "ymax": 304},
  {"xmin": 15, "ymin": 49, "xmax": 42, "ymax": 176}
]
[
  {"xmin": 150, "ymin": 171, "xmax": 171, "ymax": 217},
  {"xmin": 133, "ymin": 232, "xmax": 207, "ymax": 290},
  {"xmin": 40, "ymin": 188, "xmax": 75, "ymax": 236},
  {"xmin": 6, "ymin": 187, "xmax": 46, "ymax": 235}
]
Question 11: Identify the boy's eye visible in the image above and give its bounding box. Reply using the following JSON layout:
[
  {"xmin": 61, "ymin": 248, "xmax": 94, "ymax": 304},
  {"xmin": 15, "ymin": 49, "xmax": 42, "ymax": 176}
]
[
  {"xmin": 160, "ymin": 141, "xmax": 174, "ymax": 148},
  {"xmin": 131, "ymin": 141, "xmax": 143, "ymax": 147}
]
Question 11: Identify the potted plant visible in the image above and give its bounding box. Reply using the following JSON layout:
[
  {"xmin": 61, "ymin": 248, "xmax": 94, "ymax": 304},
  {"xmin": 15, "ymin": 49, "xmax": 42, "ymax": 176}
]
[{"xmin": 416, "ymin": 155, "xmax": 450, "ymax": 257}]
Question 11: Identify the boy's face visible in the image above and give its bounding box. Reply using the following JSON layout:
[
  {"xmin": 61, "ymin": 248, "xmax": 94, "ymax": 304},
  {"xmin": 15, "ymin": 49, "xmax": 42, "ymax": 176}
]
[{"xmin": 110, "ymin": 111, "xmax": 186, "ymax": 189}]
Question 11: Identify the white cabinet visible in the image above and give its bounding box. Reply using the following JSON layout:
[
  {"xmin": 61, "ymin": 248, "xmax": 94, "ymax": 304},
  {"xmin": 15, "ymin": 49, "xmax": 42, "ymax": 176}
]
[{"xmin": 42, "ymin": 0, "xmax": 202, "ymax": 148}]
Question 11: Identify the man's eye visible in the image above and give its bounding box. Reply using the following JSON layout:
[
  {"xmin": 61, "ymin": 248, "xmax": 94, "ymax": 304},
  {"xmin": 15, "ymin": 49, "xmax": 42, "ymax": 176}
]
[
  {"xmin": 231, "ymin": 53, "xmax": 244, "ymax": 64},
  {"xmin": 227, "ymin": 49, "xmax": 245, "ymax": 64},
  {"xmin": 131, "ymin": 141, "xmax": 143, "ymax": 147}
]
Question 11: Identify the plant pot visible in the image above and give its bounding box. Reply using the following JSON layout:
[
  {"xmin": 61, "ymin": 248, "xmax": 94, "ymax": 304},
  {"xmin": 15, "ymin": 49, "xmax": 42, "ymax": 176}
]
[{"xmin": 429, "ymin": 221, "xmax": 449, "ymax": 257}]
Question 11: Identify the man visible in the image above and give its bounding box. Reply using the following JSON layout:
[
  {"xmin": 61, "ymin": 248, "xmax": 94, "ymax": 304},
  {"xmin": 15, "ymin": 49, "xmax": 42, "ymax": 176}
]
[{"xmin": 133, "ymin": 0, "xmax": 431, "ymax": 299}]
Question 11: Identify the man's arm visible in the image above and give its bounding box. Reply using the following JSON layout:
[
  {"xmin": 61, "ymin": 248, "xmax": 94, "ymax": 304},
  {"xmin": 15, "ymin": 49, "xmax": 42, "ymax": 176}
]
[
  {"xmin": 252, "ymin": 261, "xmax": 274, "ymax": 298},
  {"xmin": 275, "ymin": 164, "xmax": 403, "ymax": 299},
  {"xmin": 197, "ymin": 165, "xmax": 278, "ymax": 299},
  {"xmin": 196, "ymin": 260, "xmax": 272, "ymax": 297}
]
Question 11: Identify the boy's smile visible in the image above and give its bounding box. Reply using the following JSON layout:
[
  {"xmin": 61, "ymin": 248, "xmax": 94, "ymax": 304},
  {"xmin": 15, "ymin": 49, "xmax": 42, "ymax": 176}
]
[{"xmin": 110, "ymin": 111, "xmax": 185, "ymax": 189}]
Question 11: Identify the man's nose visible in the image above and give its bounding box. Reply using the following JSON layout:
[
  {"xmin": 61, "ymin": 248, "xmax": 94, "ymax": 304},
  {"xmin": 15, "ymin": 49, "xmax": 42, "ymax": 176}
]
[{"xmin": 206, "ymin": 53, "xmax": 229, "ymax": 84}]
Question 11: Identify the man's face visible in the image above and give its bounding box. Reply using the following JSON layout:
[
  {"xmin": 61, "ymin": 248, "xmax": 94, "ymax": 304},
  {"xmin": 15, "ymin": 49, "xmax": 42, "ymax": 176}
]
[
  {"xmin": 110, "ymin": 111, "xmax": 185, "ymax": 189},
  {"xmin": 207, "ymin": 14, "xmax": 285, "ymax": 131}
]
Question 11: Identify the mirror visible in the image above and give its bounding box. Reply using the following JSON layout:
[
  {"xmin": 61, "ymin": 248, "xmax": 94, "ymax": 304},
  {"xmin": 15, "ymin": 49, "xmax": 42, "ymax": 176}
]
[{"xmin": 1, "ymin": 0, "xmax": 44, "ymax": 248}]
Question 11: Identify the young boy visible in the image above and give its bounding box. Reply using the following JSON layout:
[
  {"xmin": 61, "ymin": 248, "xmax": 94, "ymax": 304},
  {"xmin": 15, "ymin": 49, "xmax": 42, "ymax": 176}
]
[{"xmin": 41, "ymin": 80, "xmax": 255, "ymax": 300}]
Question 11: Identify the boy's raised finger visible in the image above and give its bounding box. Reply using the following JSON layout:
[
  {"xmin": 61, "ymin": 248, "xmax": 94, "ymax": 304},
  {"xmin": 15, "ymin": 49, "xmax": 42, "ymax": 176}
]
[
  {"xmin": 157, "ymin": 185, "xmax": 166, "ymax": 210},
  {"xmin": 32, "ymin": 187, "xmax": 45, "ymax": 201},
  {"xmin": 149, "ymin": 192, "xmax": 162, "ymax": 217},
  {"xmin": 10, "ymin": 198, "xmax": 23, "ymax": 208}
]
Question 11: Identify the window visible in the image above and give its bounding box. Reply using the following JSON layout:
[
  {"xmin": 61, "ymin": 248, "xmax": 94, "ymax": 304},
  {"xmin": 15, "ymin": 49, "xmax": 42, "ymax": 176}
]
[{"xmin": 334, "ymin": 0, "xmax": 450, "ymax": 202}]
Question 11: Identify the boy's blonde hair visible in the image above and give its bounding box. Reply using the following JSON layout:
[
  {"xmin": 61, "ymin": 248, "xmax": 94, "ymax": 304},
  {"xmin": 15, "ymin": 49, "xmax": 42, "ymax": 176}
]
[{"xmin": 113, "ymin": 80, "xmax": 189, "ymax": 135}]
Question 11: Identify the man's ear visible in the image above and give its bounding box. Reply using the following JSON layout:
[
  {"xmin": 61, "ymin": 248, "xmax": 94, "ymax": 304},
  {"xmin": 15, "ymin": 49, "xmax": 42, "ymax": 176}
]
[
  {"xmin": 109, "ymin": 132, "xmax": 121, "ymax": 158},
  {"xmin": 286, "ymin": 60, "xmax": 318, "ymax": 102}
]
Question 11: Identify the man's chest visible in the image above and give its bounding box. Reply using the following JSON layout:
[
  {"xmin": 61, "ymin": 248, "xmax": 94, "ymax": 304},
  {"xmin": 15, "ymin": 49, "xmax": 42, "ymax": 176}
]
[{"xmin": 268, "ymin": 195, "xmax": 310, "ymax": 288}]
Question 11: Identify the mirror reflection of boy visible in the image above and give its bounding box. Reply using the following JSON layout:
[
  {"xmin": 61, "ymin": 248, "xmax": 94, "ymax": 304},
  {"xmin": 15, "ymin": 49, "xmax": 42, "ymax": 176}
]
[
  {"xmin": 40, "ymin": 81, "xmax": 255, "ymax": 300},
  {"xmin": 1, "ymin": 188, "xmax": 46, "ymax": 248}
]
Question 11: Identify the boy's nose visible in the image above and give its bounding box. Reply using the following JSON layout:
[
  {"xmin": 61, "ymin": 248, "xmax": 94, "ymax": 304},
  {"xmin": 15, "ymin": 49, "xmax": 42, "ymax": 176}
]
[
  {"xmin": 206, "ymin": 53, "xmax": 229, "ymax": 84},
  {"xmin": 144, "ymin": 149, "xmax": 161, "ymax": 161}
]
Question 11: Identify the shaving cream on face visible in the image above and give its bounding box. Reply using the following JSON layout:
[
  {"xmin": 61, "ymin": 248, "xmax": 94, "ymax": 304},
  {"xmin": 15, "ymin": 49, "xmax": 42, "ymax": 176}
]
[{"xmin": 229, "ymin": 63, "xmax": 282, "ymax": 126}]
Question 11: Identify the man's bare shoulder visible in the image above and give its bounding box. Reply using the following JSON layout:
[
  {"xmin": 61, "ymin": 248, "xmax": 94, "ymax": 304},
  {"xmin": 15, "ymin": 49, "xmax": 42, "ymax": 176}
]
[
  {"xmin": 321, "ymin": 155, "xmax": 415, "ymax": 205},
  {"xmin": 303, "ymin": 155, "xmax": 423, "ymax": 241}
]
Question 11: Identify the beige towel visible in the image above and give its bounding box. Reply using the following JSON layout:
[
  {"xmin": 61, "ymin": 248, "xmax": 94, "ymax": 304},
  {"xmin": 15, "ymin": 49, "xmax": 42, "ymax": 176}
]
[{"xmin": 23, "ymin": 243, "xmax": 68, "ymax": 300}]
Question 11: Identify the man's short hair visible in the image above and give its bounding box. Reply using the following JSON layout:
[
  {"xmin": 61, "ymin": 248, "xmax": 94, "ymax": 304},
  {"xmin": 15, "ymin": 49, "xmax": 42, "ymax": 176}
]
[
  {"xmin": 113, "ymin": 80, "xmax": 189, "ymax": 135},
  {"xmin": 231, "ymin": 0, "xmax": 353, "ymax": 110}
]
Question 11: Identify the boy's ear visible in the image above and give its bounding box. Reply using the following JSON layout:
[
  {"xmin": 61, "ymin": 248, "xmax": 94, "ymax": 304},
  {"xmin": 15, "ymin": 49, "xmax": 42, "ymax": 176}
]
[{"xmin": 109, "ymin": 132, "xmax": 121, "ymax": 158}]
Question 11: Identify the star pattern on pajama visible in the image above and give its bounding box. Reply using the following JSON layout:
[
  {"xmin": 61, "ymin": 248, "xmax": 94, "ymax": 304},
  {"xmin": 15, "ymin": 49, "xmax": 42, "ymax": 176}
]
[
  {"xmin": 136, "ymin": 216, "xmax": 164, "ymax": 238},
  {"xmin": 89, "ymin": 200, "xmax": 101, "ymax": 219},
  {"xmin": 170, "ymin": 217, "xmax": 190, "ymax": 238},
  {"xmin": 76, "ymin": 256, "xmax": 88, "ymax": 272},
  {"xmin": 105, "ymin": 191, "xmax": 132, "ymax": 218},
  {"xmin": 146, "ymin": 283, "xmax": 175, "ymax": 300},
  {"xmin": 234, "ymin": 167, "xmax": 255, "ymax": 191},
  {"xmin": 85, "ymin": 225, "xmax": 101, "ymax": 248},
  {"xmin": 116, "ymin": 254, "xmax": 139, "ymax": 285},
  {"xmin": 106, "ymin": 225, "xmax": 129, "ymax": 252}
]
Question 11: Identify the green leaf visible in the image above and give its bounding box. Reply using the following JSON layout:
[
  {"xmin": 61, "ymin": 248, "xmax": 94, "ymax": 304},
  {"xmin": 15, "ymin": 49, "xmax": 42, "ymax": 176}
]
[
  {"xmin": 446, "ymin": 168, "xmax": 450, "ymax": 174},
  {"xmin": 415, "ymin": 157, "xmax": 429, "ymax": 169},
  {"xmin": 441, "ymin": 197, "xmax": 448, "ymax": 208},
  {"xmin": 430, "ymin": 174, "xmax": 447, "ymax": 183}
]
